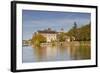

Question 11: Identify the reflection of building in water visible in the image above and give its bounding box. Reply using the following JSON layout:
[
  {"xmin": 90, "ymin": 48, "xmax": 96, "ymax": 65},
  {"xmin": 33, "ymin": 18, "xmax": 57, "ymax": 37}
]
[
  {"xmin": 32, "ymin": 45, "xmax": 58, "ymax": 61},
  {"xmin": 31, "ymin": 43, "xmax": 90, "ymax": 62},
  {"xmin": 37, "ymin": 28, "xmax": 57, "ymax": 42},
  {"xmin": 46, "ymin": 45, "xmax": 58, "ymax": 58}
]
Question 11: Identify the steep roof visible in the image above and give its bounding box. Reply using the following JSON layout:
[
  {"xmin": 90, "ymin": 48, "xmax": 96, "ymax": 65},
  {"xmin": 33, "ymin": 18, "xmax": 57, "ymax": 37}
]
[{"xmin": 38, "ymin": 28, "xmax": 57, "ymax": 34}]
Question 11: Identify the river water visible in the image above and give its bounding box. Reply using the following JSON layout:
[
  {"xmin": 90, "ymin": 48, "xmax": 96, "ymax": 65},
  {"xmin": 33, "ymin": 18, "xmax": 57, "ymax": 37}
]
[{"xmin": 22, "ymin": 44, "xmax": 90, "ymax": 63}]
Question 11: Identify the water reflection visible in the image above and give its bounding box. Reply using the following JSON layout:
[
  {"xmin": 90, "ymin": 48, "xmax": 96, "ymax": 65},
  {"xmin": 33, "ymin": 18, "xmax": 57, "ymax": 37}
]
[{"xmin": 22, "ymin": 43, "xmax": 91, "ymax": 63}]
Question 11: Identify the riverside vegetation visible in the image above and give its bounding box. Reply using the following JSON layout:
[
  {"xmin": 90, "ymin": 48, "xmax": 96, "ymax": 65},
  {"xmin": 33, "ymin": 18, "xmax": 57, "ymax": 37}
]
[{"xmin": 30, "ymin": 22, "xmax": 91, "ymax": 47}]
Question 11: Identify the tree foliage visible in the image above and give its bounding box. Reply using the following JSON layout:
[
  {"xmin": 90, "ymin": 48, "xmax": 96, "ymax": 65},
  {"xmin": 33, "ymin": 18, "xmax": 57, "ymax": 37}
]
[
  {"xmin": 31, "ymin": 33, "xmax": 46, "ymax": 46},
  {"xmin": 58, "ymin": 32, "xmax": 66, "ymax": 42},
  {"xmin": 67, "ymin": 22, "xmax": 91, "ymax": 41}
]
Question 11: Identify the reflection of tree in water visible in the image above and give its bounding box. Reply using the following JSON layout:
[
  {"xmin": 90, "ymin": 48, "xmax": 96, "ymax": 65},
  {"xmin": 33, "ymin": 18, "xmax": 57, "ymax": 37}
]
[
  {"xmin": 58, "ymin": 42, "xmax": 91, "ymax": 60},
  {"xmin": 69, "ymin": 44, "xmax": 91, "ymax": 60},
  {"xmin": 31, "ymin": 42, "xmax": 91, "ymax": 62},
  {"xmin": 59, "ymin": 45, "xmax": 66, "ymax": 53},
  {"xmin": 32, "ymin": 45, "xmax": 59, "ymax": 62},
  {"xmin": 78, "ymin": 45, "xmax": 91, "ymax": 59},
  {"xmin": 32, "ymin": 45, "xmax": 47, "ymax": 62}
]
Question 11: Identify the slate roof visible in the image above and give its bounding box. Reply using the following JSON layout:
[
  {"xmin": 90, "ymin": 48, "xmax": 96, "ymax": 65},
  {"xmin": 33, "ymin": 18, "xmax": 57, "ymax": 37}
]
[{"xmin": 38, "ymin": 28, "xmax": 57, "ymax": 34}]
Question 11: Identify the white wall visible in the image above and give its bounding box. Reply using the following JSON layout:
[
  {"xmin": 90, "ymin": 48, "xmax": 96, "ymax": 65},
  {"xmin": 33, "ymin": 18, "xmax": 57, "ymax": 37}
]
[{"xmin": 0, "ymin": 0, "xmax": 99, "ymax": 73}]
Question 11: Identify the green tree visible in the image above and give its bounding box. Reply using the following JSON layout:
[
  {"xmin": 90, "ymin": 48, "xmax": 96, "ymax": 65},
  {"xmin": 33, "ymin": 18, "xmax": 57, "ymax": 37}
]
[
  {"xmin": 58, "ymin": 32, "xmax": 66, "ymax": 42},
  {"xmin": 73, "ymin": 22, "xmax": 78, "ymax": 40},
  {"xmin": 67, "ymin": 22, "xmax": 91, "ymax": 41},
  {"xmin": 73, "ymin": 22, "xmax": 77, "ymax": 29},
  {"xmin": 67, "ymin": 22, "xmax": 78, "ymax": 41}
]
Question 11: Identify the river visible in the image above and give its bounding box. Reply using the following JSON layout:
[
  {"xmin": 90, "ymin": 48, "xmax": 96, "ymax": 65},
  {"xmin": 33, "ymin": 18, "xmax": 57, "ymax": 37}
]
[{"xmin": 22, "ymin": 43, "xmax": 90, "ymax": 63}]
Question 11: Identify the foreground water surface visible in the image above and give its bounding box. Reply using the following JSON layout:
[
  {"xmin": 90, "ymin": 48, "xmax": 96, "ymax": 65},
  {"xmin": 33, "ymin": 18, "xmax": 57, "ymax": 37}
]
[{"xmin": 22, "ymin": 43, "xmax": 90, "ymax": 63}]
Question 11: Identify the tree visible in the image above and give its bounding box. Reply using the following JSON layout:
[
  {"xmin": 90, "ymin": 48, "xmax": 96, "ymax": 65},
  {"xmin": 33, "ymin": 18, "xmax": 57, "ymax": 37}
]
[
  {"xmin": 73, "ymin": 22, "xmax": 77, "ymax": 29},
  {"xmin": 67, "ymin": 22, "xmax": 78, "ymax": 41},
  {"xmin": 67, "ymin": 22, "xmax": 91, "ymax": 41},
  {"xmin": 73, "ymin": 22, "xmax": 78, "ymax": 40},
  {"xmin": 58, "ymin": 32, "xmax": 66, "ymax": 42},
  {"xmin": 31, "ymin": 33, "xmax": 46, "ymax": 46}
]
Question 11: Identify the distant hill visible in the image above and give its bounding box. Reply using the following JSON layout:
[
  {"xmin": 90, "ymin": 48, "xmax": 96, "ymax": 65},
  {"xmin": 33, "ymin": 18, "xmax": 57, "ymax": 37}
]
[{"xmin": 67, "ymin": 23, "xmax": 91, "ymax": 41}]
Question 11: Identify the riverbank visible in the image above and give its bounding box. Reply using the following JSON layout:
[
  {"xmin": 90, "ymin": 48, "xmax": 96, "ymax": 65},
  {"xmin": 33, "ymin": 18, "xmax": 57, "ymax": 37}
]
[
  {"xmin": 39, "ymin": 41, "xmax": 90, "ymax": 47},
  {"xmin": 22, "ymin": 41, "xmax": 90, "ymax": 47}
]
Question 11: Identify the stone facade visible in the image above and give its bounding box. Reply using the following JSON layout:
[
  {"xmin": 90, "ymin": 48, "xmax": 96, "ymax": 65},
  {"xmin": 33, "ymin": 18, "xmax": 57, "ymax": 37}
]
[{"xmin": 37, "ymin": 28, "xmax": 57, "ymax": 42}]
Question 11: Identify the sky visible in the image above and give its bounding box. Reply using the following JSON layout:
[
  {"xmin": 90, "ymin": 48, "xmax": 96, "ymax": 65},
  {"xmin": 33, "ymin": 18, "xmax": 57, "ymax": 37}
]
[{"xmin": 22, "ymin": 10, "xmax": 91, "ymax": 40}]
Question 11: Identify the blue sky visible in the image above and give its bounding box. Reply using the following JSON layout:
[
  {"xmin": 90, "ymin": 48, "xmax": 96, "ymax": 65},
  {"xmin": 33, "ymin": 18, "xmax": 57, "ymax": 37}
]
[{"xmin": 22, "ymin": 10, "xmax": 91, "ymax": 40}]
